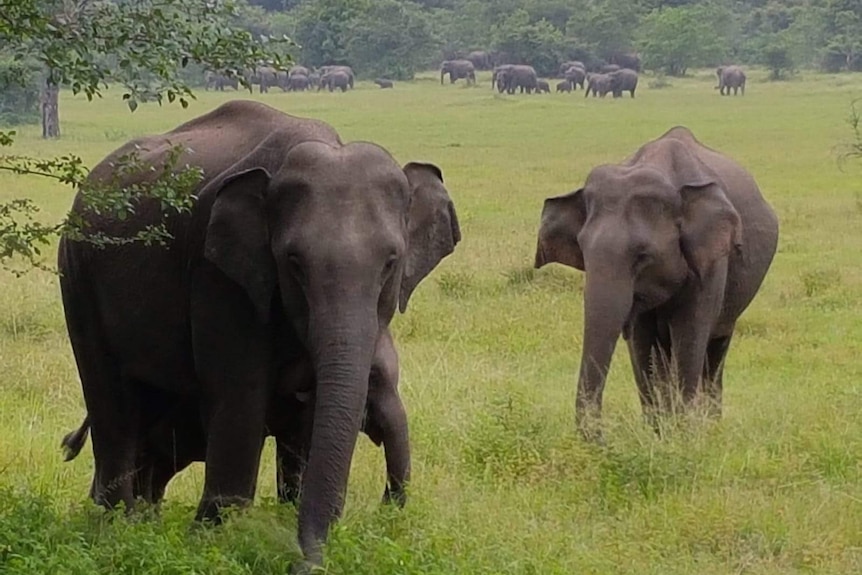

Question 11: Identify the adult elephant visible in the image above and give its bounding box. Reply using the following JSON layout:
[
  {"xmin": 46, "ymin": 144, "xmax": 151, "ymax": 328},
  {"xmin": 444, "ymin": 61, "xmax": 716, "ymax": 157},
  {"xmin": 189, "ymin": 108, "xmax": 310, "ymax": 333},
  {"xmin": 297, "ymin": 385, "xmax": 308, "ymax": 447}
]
[
  {"xmin": 466, "ymin": 50, "xmax": 492, "ymax": 70},
  {"xmin": 286, "ymin": 74, "xmax": 309, "ymax": 92},
  {"xmin": 610, "ymin": 52, "xmax": 642, "ymax": 72},
  {"xmin": 204, "ymin": 72, "xmax": 238, "ymax": 91},
  {"xmin": 254, "ymin": 65, "xmax": 279, "ymax": 93},
  {"xmin": 318, "ymin": 65, "xmax": 355, "ymax": 89},
  {"xmin": 599, "ymin": 63, "xmax": 621, "ymax": 74},
  {"xmin": 716, "ymin": 65, "xmax": 746, "ymax": 96},
  {"xmin": 559, "ymin": 61, "xmax": 585, "ymax": 77},
  {"xmin": 564, "ymin": 66, "xmax": 586, "ymax": 90},
  {"xmin": 491, "ymin": 64, "xmax": 514, "ymax": 90},
  {"xmin": 499, "ymin": 64, "xmax": 538, "ymax": 94},
  {"xmin": 319, "ymin": 70, "xmax": 350, "ymax": 92},
  {"xmin": 584, "ymin": 73, "xmax": 612, "ymax": 97},
  {"xmin": 59, "ymin": 100, "xmax": 461, "ymax": 571},
  {"xmin": 608, "ymin": 69, "xmax": 638, "ymax": 98},
  {"xmin": 534, "ymin": 126, "xmax": 778, "ymax": 439},
  {"xmin": 440, "ymin": 59, "xmax": 476, "ymax": 85},
  {"xmin": 289, "ymin": 65, "xmax": 310, "ymax": 78}
]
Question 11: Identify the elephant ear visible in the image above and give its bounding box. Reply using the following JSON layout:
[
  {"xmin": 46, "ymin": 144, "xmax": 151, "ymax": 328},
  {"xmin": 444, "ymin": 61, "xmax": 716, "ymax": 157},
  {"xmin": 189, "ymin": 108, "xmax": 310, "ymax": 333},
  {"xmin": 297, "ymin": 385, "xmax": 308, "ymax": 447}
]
[
  {"xmin": 679, "ymin": 183, "xmax": 743, "ymax": 282},
  {"xmin": 399, "ymin": 162, "xmax": 461, "ymax": 313},
  {"xmin": 534, "ymin": 189, "xmax": 586, "ymax": 271},
  {"xmin": 204, "ymin": 167, "xmax": 276, "ymax": 323}
]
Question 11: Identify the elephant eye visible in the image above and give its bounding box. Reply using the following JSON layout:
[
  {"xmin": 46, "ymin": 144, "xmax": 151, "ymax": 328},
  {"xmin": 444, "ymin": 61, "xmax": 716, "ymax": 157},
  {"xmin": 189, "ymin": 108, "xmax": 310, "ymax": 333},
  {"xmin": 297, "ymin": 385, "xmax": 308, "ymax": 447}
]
[
  {"xmin": 382, "ymin": 254, "xmax": 398, "ymax": 276},
  {"xmin": 633, "ymin": 252, "xmax": 652, "ymax": 273}
]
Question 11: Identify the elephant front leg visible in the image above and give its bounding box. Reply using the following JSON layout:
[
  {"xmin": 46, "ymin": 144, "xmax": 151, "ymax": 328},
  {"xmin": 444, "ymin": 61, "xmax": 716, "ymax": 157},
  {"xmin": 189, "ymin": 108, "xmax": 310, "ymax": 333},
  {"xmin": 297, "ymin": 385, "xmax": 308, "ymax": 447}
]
[
  {"xmin": 365, "ymin": 331, "xmax": 410, "ymax": 507},
  {"xmin": 625, "ymin": 311, "xmax": 673, "ymax": 425}
]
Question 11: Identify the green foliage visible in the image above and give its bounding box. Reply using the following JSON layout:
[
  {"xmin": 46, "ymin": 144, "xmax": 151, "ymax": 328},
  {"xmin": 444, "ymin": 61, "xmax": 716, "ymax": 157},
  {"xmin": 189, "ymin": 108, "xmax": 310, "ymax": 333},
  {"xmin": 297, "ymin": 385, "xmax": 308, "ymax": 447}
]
[
  {"xmin": 760, "ymin": 33, "xmax": 796, "ymax": 80},
  {"xmin": 0, "ymin": 56, "xmax": 41, "ymax": 126},
  {"xmin": 637, "ymin": 4, "xmax": 726, "ymax": 75},
  {"xmin": 491, "ymin": 9, "xmax": 566, "ymax": 77},
  {"xmin": 292, "ymin": 0, "xmax": 371, "ymax": 66}
]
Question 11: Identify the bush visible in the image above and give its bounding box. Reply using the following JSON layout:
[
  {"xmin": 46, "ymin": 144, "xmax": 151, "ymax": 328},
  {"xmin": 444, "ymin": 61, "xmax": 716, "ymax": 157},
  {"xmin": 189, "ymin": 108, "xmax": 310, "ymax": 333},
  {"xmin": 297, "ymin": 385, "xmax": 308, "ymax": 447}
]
[{"xmin": 0, "ymin": 57, "xmax": 41, "ymax": 126}]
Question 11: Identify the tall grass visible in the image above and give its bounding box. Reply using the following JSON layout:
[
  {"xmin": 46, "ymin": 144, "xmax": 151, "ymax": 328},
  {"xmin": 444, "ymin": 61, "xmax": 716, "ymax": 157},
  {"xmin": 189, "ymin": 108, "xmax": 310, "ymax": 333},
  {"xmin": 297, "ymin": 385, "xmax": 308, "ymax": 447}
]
[{"xmin": 1, "ymin": 69, "xmax": 862, "ymax": 573}]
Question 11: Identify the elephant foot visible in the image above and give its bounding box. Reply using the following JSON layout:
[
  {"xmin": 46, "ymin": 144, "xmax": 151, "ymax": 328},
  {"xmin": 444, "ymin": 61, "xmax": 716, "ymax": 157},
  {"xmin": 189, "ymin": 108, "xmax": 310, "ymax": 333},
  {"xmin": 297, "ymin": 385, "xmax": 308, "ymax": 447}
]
[
  {"xmin": 382, "ymin": 484, "xmax": 407, "ymax": 508},
  {"xmin": 194, "ymin": 495, "xmax": 252, "ymax": 525},
  {"xmin": 290, "ymin": 559, "xmax": 325, "ymax": 575}
]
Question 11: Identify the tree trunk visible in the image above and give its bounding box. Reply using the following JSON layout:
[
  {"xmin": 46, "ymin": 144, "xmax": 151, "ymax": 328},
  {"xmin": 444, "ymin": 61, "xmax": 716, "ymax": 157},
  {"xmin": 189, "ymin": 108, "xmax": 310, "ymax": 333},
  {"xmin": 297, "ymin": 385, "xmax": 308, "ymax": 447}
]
[{"xmin": 41, "ymin": 79, "xmax": 60, "ymax": 139}]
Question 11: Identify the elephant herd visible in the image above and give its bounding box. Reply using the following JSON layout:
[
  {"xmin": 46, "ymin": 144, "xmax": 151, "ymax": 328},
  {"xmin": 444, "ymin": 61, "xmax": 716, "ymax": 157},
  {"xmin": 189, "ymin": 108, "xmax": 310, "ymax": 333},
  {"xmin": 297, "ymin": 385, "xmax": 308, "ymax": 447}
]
[
  {"xmin": 205, "ymin": 64, "xmax": 394, "ymax": 94},
  {"xmin": 57, "ymin": 99, "xmax": 775, "ymax": 572}
]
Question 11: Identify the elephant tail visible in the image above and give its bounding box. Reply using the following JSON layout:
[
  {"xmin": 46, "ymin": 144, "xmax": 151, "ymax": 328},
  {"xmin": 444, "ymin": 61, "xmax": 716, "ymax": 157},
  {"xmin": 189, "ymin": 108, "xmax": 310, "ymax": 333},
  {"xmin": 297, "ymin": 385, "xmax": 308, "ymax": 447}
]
[{"xmin": 61, "ymin": 415, "xmax": 90, "ymax": 462}]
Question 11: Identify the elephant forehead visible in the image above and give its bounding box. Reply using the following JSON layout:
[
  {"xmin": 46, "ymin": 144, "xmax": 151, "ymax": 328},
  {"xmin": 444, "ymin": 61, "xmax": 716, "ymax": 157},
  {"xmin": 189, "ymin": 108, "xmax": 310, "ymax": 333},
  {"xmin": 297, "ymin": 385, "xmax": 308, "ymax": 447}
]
[{"xmin": 584, "ymin": 165, "xmax": 676, "ymax": 202}]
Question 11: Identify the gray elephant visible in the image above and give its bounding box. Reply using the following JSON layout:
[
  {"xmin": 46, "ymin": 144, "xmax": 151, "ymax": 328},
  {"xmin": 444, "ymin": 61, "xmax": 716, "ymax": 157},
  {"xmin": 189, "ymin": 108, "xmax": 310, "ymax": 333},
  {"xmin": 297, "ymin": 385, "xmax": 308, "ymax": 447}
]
[
  {"xmin": 286, "ymin": 74, "xmax": 309, "ymax": 92},
  {"xmin": 58, "ymin": 100, "xmax": 461, "ymax": 570},
  {"xmin": 466, "ymin": 50, "xmax": 492, "ymax": 70},
  {"xmin": 440, "ymin": 59, "xmax": 476, "ymax": 85},
  {"xmin": 534, "ymin": 126, "xmax": 778, "ymax": 439},
  {"xmin": 374, "ymin": 78, "xmax": 394, "ymax": 89},
  {"xmin": 608, "ymin": 68, "xmax": 638, "ymax": 98},
  {"xmin": 491, "ymin": 64, "xmax": 514, "ymax": 90},
  {"xmin": 498, "ymin": 64, "xmax": 538, "ymax": 94},
  {"xmin": 252, "ymin": 65, "xmax": 280, "ymax": 93},
  {"xmin": 599, "ymin": 63, "xmax": 621, "ymax": 74},
  {"xmin": 204, "ymin": 72, "xmax": 238, "ymax": 91},
  {"xmin": 308, "ymin": 72, "xmax": 321, "ymax": 90},
  {"xmin": 559, "ymin": 60, "xmax": 585, "ymax": 77},
  {"xmin": 564, "ymin": 66, "xmax": 586, "ymax": 90},
  {"xmin": 584, "ymin": 73, "xmax": 612, "ymax": 97},
  {"xmin": 716, "ymin": 65, "xmax": 746, "ymax": 96},
  {"xmin": 609, "ymin": 52, "xmax": 642, "ymax": 72},
  {"xmin": 289, "ymin": 65, "xmax": 310, "ymax": 78},
  {"xmin": 556, "ymin": 80, "xmax": 572, "ymax": 93},
  {"xmin": 318, "ymin": 65, "xmax": 355, "ymax": 89},
  {"xmin": 319, "ymin": 70, "xmax": 350, "ymax": 92},
  {"xmin": 535, "ymin": 79, "xmax": 550, "ymax": 94}
]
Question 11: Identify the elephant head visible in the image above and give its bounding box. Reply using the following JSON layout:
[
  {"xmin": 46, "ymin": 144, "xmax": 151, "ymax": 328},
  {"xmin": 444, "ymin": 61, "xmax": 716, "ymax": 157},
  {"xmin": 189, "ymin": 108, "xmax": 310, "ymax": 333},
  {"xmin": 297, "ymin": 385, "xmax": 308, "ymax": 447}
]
[
  {"xmin": 203, "ymin": 141, "xmax": 460, "ymax": 564},
  {"xmin": 534, "ymin": 143, "xmax": 742, "ymax": 433}
]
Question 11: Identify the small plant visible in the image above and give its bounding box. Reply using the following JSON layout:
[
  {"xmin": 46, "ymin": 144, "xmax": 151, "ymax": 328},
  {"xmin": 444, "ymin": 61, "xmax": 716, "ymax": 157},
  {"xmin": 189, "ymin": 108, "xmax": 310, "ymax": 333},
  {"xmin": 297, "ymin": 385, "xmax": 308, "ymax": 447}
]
[{"xmin": 436, "ymin": 270, "xmax": 473, "ymax": 299}]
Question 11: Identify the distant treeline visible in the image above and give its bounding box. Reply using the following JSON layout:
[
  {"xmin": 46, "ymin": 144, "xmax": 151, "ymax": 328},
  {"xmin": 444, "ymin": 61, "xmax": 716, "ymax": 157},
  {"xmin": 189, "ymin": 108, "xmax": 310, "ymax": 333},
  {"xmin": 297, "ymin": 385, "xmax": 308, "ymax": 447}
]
[{"xmin": 231, "ymin": 0, "xmax": 862, "ymax": 79}]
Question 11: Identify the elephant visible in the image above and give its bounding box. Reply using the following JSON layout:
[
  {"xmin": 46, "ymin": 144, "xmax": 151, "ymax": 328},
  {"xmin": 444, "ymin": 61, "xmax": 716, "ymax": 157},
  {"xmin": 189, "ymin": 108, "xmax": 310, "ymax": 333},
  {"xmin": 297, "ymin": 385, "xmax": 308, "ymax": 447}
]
[
  {"xmin": 289, "ymin": 65, "xmax": 310, "ymax": 78},
  {"xmin": 599, "ymin": 64, "xmax": 621, "ymax": 74},
  {"xmin": 608, "ymin": 69, "xmax": 638, "ymax": 98},
  {"xmin": 440, "ymin": 59, "xmax": 476, "ymax": 85},
  {"xmin": 63, "ymin": 328, "xmax": 408, "ymax": 509},
  {"xmin": 204, "ymin": 72, "xmax": 238, "ymax": 91},
  {"xmin": 58, "ymin": 100, "xmax": 461, "ymax": 569},
  {"xmin": 252, "ymin": 65, "xmax": 280, "ymax": 93},
  {"xmin": 374, "ymin": 78, "xmax": 394, "ymax": 89},
  {"xmin": 491, "ymin": 64, "xmax": 514, "ymax": 90},
  {"xmin": 559, "ymin": 61, "xmax": 585, "ymax": 77},
  {"xmin": 498, "ymin": 65, "xmax": 538, "ymax": 94},
  {"xmin": 286, "ymin": 74, "xmax": 309, "ymax": 92},
  {"xmin": 308, "ymin": 72, "xmax": 321, "ymax": 90},
  {"xmin": 564, "ymin": 66, "xmax": 586, "ymax": 90},
  {"xmin": 318, "ymin": 65, "xmax": 355, "ymax": 89},
  {"xmin": 556, "ymin": 80, "xmax": 572, "ymax": 93},
  {"xmin": 716, "ymin": 65, "xmax": 746, "ymax": 96},
  {"xmin": 319, "ymin": 71, "xmax": 350, "ymax": 92},
  {"xmin": 535, "ymin": 80, "xmax": 550, "ymax": 94},
  {"xmin": 534, "ymin": 126, "xmax": 778, "ymax": 439},
  {"xmin": 584, "ymin": 73, "xmax": 612, "ymax": 97},
  {"xmin": 465, "ymin": 50, "xmax": 492, "ymax": 70},
  {"xmin": 609, "ymin": 52, "xmax": 642, "ymax": 72}
]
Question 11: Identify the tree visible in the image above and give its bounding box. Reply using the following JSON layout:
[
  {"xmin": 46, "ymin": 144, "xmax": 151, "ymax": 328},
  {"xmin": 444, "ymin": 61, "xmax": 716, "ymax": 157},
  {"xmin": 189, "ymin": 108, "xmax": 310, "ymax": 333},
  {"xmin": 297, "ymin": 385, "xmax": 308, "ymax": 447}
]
[
  {"xmin": 292, "ymin": 0, "xmax": 370, "ymax": 66},
  {"xmin": 492, "ymin": 9, "xmax": 566, "ymax": 76},
  {"xmin": 760, "ymin": 32, "xmax": 796, "ymax": 79},
  {"xmin": 0, "ymin": 0, "xmax": 289, "ymax": 269},
  {"xmin": 637, "ymin": 4, "xmax": 726, "ymax": 75}
]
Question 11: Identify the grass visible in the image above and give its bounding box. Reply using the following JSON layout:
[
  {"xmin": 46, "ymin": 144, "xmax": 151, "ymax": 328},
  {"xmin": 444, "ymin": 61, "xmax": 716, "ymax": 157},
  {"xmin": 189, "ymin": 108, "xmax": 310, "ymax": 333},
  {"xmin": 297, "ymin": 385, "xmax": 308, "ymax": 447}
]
[{"xmin": 2, "ymin": 68, "xmax": 862, "ymax": 573}]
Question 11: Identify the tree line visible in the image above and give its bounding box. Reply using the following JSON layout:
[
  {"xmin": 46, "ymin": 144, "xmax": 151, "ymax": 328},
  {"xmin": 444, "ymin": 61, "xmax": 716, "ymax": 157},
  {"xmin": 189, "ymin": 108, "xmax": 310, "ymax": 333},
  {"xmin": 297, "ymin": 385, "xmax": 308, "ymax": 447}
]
[{"xmin": 231, "ymin": 0, "xmax": 862, "ymax": 81}]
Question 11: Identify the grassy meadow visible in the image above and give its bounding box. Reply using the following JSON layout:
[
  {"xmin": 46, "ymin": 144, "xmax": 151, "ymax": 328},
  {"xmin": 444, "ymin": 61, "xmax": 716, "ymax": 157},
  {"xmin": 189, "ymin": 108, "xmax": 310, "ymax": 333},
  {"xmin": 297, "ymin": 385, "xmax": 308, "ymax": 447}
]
[{"xmin": 2, "ymin": 69, "xmax": 862, "ymax": 574}]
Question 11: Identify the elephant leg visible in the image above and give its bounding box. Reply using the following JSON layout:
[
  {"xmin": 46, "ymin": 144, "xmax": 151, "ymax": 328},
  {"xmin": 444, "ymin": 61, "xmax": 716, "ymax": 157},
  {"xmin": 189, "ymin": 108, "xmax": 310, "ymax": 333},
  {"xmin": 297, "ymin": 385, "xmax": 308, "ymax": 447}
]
[
  {"xmin": 364, "ymin": 332, "xmax": 409, "ymax": 507},
  {"xmin": 275, "ymin": 398, "xmax": 314, "ymax": 506},
  {"xmin": 702, "ymin": 334, "xmax": 733, "ymax": 418},
  {"xmin": 626, "ymin": 311, "xmax": 673, "ymax": 425}
]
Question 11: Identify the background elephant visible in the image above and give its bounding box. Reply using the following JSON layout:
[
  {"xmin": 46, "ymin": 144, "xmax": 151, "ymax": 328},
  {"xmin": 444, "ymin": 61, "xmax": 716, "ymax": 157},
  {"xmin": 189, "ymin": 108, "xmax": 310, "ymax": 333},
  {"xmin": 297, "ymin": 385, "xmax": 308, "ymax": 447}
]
[
  {"xmin": 584, "ymin": 73, "xmax": 612, "ymax": 97},
  {"xmin": 289, "ymin": 65, "xmax": 310, "ymax": 78},
  {"xmin": 375, "ymin": 78, "xmax": 394, "ymax": 89},
  {"xmin": 535, "ymin": 79, "xmax": 550, "ymax": 93},
  {"xmin": 534, "ymin": 126, "xmax": 778, "ymax": 438},
  {"xmin": 287, "ymin": 74, "xmax": 309, "ymax": 91},
  {"xmin": 559, "ymin": 60, "xmax": 585, "ymax": 77},
  {"xmin": 204, "ymin": 72, "xmax": 238, "ymax": 91},
  {"xmin": 440, "ymin": 59, "xmax": 476, "ymax": 85},
  {"xmin": 564, "ymin": 65, "xmax": 586, "ymax": 90},
  {"xmin": 608, "ymin": 68, "xmax": 638, "ymax": 98},
  {"xmin": 556, "ymin": 80, "xmax": 572, "ymax": 93},
  {"xmin": 491, "ymin": 64, "xmax": 513, "ymax": 90},
  {"xmin": 318, "ymin": 65, "xmax": 355, "ymax": 89},
  {"xmin": 609, "ymin": 52, "xmax": 642, "ymax": 72},
  {"xmin": 599, "ymin": 63, "xmax": 621, "ymax": 74},
  {"xmin": 465, "ymin": 50, "xmax": 492, "ymax": 70},
  {"xmin": 253, "ymin": 65, "xmax": 279, "ymax": 93},
  {"xmin": 320, "ymin": 70, "xmax": 350, "ymax": 92},
  {"xmin": 499, "ymin": 64, "xmax": 538, "ymax": 94},
  {"xmin": 716, "ymin": 65, "xmax": 746, "ymax": 95},
  {"xmin": 308, "ymin": 72, "xmax": 321, "ymax": 90},
  {"xmin": 58, "ymin": 100, "xmax": 461, "ymax": 569}
]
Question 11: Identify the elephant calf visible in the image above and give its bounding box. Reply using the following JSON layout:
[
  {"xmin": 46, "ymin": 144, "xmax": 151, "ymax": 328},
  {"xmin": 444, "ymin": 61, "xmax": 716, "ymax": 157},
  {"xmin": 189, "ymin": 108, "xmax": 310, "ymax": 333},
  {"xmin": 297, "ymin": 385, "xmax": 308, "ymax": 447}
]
[
  {"xmin": 374, "ymin": 78, "xmax": 394, "ymax": 89},
  {"xmin": 535, "ymin": 80, "xmax": 550, "ymax": 94},
  {"xmin": 556, "ymin": 80, "xmax": 572, "ymax": 93},
  {"xmin": 535, "ymin": 126, "xmax": 778, "ymax": 439}
]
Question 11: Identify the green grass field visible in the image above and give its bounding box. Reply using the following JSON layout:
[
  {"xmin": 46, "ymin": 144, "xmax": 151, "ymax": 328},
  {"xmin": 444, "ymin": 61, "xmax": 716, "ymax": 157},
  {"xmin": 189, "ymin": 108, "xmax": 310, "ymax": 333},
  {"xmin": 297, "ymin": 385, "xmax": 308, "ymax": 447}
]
[{"xmin": 2, "ymin": 69, "xmax": 862, "ymax": 574}]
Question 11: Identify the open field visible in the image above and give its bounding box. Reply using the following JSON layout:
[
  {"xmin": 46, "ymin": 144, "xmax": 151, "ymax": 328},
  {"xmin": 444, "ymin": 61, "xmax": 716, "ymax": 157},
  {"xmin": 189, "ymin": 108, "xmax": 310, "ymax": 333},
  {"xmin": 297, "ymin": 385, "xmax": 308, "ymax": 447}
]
[{"xmin": 2, "ymin": 69, "xmax": 862, "ymax": 574}]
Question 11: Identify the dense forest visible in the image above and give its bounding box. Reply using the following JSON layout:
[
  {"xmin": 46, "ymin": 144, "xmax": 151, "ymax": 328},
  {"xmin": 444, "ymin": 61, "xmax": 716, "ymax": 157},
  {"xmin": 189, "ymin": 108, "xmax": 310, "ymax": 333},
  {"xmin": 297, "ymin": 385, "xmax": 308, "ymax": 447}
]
[{"xmin": 231, "ymin": 0, "xmax": 862, "ymax": 79}]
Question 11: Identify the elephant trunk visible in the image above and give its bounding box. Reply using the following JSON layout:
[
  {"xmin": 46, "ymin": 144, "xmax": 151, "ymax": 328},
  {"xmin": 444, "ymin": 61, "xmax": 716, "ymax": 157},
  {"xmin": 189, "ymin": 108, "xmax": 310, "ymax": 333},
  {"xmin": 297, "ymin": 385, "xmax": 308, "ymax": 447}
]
[
  {"xmin": 576, "ymin": 266, "xmax": 633, "ymax": 439},
  {"xmin": 297, "ymin": 304, "xmax": 377, "ymax": 565}
]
